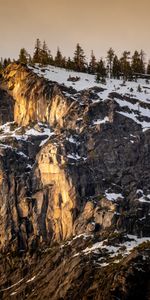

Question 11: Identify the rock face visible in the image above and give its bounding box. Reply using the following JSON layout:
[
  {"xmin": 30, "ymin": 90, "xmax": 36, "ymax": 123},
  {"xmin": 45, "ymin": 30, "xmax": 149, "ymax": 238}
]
[
  {"xmin": 0, "ymin": 63, "xmax": 150, "ymax": 299},
  {"xmin": 0, "ymin": 88, "xmax": 14, "ymax": 124},
  {"xmin": 3, "ymin": 63, "xmax": 74, "ymax": 127},
  {"xmin": 0, "ymin": 234, "xmax": 150, "ymax": 300}
]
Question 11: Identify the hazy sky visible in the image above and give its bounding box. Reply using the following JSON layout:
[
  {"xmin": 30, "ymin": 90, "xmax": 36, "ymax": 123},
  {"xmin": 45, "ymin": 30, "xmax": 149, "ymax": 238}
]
[{"xmin": 0, "ymin": 0, "xmax": 150, "ymax": 60}]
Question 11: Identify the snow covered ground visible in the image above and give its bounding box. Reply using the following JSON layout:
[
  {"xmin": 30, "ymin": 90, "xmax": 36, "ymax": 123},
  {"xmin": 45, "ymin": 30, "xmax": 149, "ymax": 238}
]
[
  {"xmin": 28, "ymin": 64, "xmax": 150, "ymax": 130},
  {"xmin": 29, "ymin": 64, "xmax": 150, "ymax": 99}
]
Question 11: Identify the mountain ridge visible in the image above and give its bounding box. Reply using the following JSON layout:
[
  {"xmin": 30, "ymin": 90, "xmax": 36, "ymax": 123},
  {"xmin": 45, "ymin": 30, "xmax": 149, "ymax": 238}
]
[{"xmin": 0, "ymin": 63, "xmax": 150, "ymax": 299}]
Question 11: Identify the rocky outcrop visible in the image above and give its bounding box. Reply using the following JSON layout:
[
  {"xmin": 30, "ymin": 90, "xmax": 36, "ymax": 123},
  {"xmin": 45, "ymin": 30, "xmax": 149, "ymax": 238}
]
[
  {"xmin": 2, "ymin": 63, "xmax": 76, "ymax": 127},
  {"xmin": 0, "ymin": 233, "xmax": 150, "ymax": 300},
  {"xmin": 0, "ymin": 63, "xmax": 150, "ymax": 299},
  {"xmin": 0, "ymin": 63, "xmax": 150, "ymax": 254}
]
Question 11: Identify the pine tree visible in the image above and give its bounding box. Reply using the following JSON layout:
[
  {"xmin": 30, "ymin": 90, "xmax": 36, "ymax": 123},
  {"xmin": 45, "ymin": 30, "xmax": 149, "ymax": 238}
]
[
  {"xmin": 147, "ymin": 60, "xmax": 150, "ymax": 74},
  {"xmin": 32, "ymin": 38, "xmax": 42, "ymax": 64},
  {"xmin": 96, "ymin": 59, "xmax": 106, "ymax": 82},
  {"xmin": 140, "ymin": 50, "xmax": 145, "ymax": 74},
  {"xmin": 61, "ymin": 56, "xmax": 67, "ymax": 68},
  {"xmin": 7, "ymin": 58, "xmax": 11, "ymax": 65},
  {"xmin": 131, "ymin": 50, "xmax": 145, "ymax": 78},
  {"xmin": 107, "ymin": 48, "xmax": 115, "ymax": 78},
  {"xmin": 19, "ymin": 48, "xmax": 28, "ymax": 64},
  {"xmin": 112, "ymin": 55, "xmax": 121, "ymax": 79},
  {"xmin": 73, "ymin": 43, "xmax": 87, "ymax": 72},
  {"xmin": 120, "ymin": 51, "xmax": 132, "ymax": 80},
  {"xmin": 137, "ymin": 84, "xmax": 142, "ymax": 92},
  {"xmin": 89, "ymin": 50, "xmax": 97, "ymax": 74},
  {"xmin": 54, "ymin": 47, "xmax": 63, "ymax": 67},
  {"xmin": 66, "ymin": 57, "xmax": 74, "ymax": 70},
  {"xmin": 40, "ymin": 41, "xmax": 50, "ymax": 65},
  {"xmin": 3, "ymin": 58, "xmax": 11, "ymax": 68}
]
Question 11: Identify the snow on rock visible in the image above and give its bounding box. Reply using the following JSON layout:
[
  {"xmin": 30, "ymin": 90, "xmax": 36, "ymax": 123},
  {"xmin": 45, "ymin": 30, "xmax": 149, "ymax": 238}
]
[
  {"xmin": 125, "ymin": 235, "xmax": 150, "ymax": 252},
  {"xmin": 0, "ymin": 122, "xmax": 15, "ymax": 133},
  {"xmin": 29, "ymin": 65, "xmax": 150, "ymax": 99},
  {"xmin": 105, "ymin": 191, "xmax": 124, "ymax": 201},
  {"xmin": 93, "ymin": 116, "xmax": 109, "ymax": 125},
  {"xmin": 0, "ymin": 279, "xmax": 24, "ymax": 292},
  {"xmin": 27, "ymin": 65, "xmax": 150, "ymax": 133},
  {"xmin": 28, "ymin": 65, "xmax": 106, "ymax": 92},
  {"xmin": 0, "ymin": 122, "xmax": 54, "ymax": 148},
  {"xmin": 17, "ymin": 151, "xmax": 28, "ymax": 158},
  {"xmin": 83, "ymin": 241, "xmax": 104, "ymax": 254},
  {"xmin": 66, "ymin": 136, "xmax": 79, "ymax": 144},
  {"xmin": 136, "ymin": 190, "xmax": 150, "ymax": 203},
  {"xmin": 114, "ymin": 95, "xmax": 150, "ymax": 130},
  {"xmin": 83, "ymin": 235, "xmax": 150, "ymax": 258},
  {"xmin": 72, "ymin": 233, "xmax": 92, "ymax": 241},
  {"xmin": 67, "ymin": 153, "xmax": 81, "ymax": 160},
  {"xmin": 26, "ymin": 276, "xmax": 36, "ymax": 283}
]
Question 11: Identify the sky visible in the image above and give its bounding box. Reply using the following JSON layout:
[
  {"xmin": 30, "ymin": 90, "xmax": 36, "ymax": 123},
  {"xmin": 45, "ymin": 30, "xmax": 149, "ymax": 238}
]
[{"xmin": 0, "ymin": 0, "xmax": 150, "ymax": 61}]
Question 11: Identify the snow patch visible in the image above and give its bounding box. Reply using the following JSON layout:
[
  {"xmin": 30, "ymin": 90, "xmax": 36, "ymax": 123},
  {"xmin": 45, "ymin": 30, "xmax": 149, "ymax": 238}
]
[
  {"xmin": 83, "ymin": 235, "xmax": 150, "ymax": 257},
  {"xmin": 93, "ymin": 116, "xmax": 109, "ymax": 125},
  {"xmin": 0, "ymin": 279, "xmax": 24, "ymax": 292},
  {"xmin": 67, "ymin": 153, "xmax": 81, "ymax": 160},
  {"xmin": 26, "ymin": 276, "xmax": 36, "ymax": 283},
  {"xmin": 66, "ymin": 136, "xmax": 78, "ymax": 144},
  {"xmin": 105, "ymin": 192, "xmax": 124, "ymax": 201}
]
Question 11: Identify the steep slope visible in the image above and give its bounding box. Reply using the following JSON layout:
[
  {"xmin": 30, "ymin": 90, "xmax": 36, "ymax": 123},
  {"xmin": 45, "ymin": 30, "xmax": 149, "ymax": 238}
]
[{"xmin": 0, "ymin": 63, "xmax": 150, "ymax": 299}]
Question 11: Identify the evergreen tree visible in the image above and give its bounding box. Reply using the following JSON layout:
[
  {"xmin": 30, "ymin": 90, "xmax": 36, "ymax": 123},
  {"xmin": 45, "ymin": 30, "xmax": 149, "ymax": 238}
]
[
  {"xmin": 140, "ymin": 50, "xmax": 145, "ymax": 74},
  {"xmin": 89, "ymin": 50, "xmax": 97, "ymax": 74},
  {"xmin": 147, "ymin": 60, "xmax": 150, "ymax": 75},
  {"xmin": 28, "ymin": 54, "xmax": 32, "ymax": 65},
  {"xmin": 61, "ymin": 56, "xmax": 67, "ymax": 68},
  {"xmin": 3, "ymin": 58, "xmax": 11, "ymax": 68},
  {"xmin": 7, "ymin": 58, "xmax": 11, "ymax": 65},
  {"xmin": 96, "ymin": 59, "xmax": 106, "ymax": 82},
  {"xmin": 107, "ymin": 47, "xmax": 115, "ymax": 78},
  {"xmin": 137, "ymin": 84, "xmax": 142, "ymax": 92},
  {"xmin": 40, "ymin": 41, "xmax": 50, "ymax": 65},
  {"xmin": 73, "ymin": 43, "xmax": 87, "ymax": 72},
  {"xmin": 66, "ymin": 57, "xmax": 74, "ymax": 70},
  {"xmin": 120, "ymin": 51, "xmax": 132, "ymax": 80},
  {"xmin": 54, "ymin": 47, "xmax": 63, "ymax": 67},
  {"xmin": 112, "ymin": 55, "xmax": 121, "ymax": 79},
  {"xmin": 131, "ymin": 50, "xmax": 145, "ymax": 78},
  {"xmin": 19, "ymin": 48, "xmax": 28, "ymax": 64},
  {"xmin": 32, "ymin": 38, "xmax": 42, "ymax": 64},
  {"xmin": 48, "ymin": 50, "xmax": 54, "ymax": 65}
]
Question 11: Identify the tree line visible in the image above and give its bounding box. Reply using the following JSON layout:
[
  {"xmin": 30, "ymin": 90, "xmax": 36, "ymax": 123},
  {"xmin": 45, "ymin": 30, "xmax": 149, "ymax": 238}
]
[{"xmin": 1, "ymin": 38, "xmax": 150, "ymax": 82}]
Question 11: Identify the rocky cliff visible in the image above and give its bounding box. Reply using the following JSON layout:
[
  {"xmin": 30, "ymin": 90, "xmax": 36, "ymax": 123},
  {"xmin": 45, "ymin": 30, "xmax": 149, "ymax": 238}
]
[{"xmin": 0, "ymin": 63, "xmax": 150, "ymax": 299}]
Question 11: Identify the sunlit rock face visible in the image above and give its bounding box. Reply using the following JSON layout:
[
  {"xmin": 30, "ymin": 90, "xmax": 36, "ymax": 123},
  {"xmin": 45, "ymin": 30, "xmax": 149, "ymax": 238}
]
[
  {"xmin": 0, "ymin": 62, "xmax": 150, "ymax": 255},
  {"xmin": 2, "ymin": 63, "xmax": 73, "ymax": 128},
  {"xmin": 32, "ymin": 142, "xmax": 77, "ymax": 242},
  {"xmin": 1, "ymin": 63, "xmax": 150, "ymax": 299}
]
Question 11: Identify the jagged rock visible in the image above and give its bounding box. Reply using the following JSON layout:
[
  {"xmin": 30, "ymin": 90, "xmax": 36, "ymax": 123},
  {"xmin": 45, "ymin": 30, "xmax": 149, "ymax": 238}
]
[
  {"xmin": 0, "ymin": 63, "xmax": 150, "ymax": 299},
  {"xmin": 0, "ymin": 63, "xmax": 150, "ymax": 252}
]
